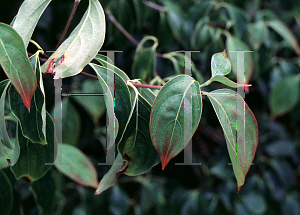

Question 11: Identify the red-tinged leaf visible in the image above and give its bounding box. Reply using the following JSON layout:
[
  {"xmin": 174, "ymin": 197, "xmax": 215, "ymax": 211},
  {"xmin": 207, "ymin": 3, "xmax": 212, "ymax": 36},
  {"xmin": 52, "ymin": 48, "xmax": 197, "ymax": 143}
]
[
  {"xmin": 0, "ymin": 23, "xmax": 37, "ymax": 111},
  {"xmin": 55, "ymin": 144, "xmax": 98, "ymax": 188},
  {"xmin": 206, "ymin": 89, "xmax": 258, "ymax": 191},
  {"xmin": 150, "ymin": 75, "xmax": 202, "ymax": 169}
]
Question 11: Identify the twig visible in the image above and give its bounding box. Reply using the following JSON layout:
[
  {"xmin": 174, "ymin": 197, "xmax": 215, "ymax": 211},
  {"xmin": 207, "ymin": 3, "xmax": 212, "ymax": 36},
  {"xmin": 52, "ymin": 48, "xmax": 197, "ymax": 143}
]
[
  {"xmin": 143, "ymin": 1, "xmax": 167, "ymax": 12},
  {"xmin": 55, "ymin": 0, "xmax": 80, "ymax": 50},
  {"xmin": 80, "ymin": 71, "xmax": 98, "ymax": 80},
  {"xmin": 208, "ymin": 21, "xmax": 226, "ymax": 29},
  {"xmin": 105, "ymin": 9, "xmax": 139, "ymax": 46},
  {"xmin": 17, "ymin": 180, "xmax": 24, "ymax": 215}
]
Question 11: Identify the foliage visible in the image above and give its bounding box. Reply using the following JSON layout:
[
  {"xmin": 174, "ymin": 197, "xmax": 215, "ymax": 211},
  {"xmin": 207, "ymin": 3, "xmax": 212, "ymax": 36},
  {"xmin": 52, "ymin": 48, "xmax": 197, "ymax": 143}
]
[{"xmin": 0, "ymin": 0, "xmax": 299, "ymax": 214}]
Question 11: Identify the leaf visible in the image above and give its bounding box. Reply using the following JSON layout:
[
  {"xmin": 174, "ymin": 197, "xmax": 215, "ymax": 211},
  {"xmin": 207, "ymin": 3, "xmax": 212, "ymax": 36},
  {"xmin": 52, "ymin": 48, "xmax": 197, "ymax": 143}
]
[
  {"xmin": 9, "ymin": 53, "xmax": 47, "ymax": 145},
  {"xmin": 0, "ymin": 142, "xmax": 14, "ymax": 169},
  {"xmin": 118, "ymin": 84, "xmax": 160, "ymax": 175},
  {"xmin": 72, "ymin": 79, "xmax": 106, "ymax": 123},
  {"xmin": 10, "ymin": 112, "xmax": 54, "ymax": 182},
  {"xmin": 89, "ymin": 63, "xmax": 132, "ymax": 145},
  {"xmin": 226, "ymin": 36, "xmax": 254, "ymax": 84},
  {"xmin": 249, "ymin": 21, "xmax": 269, "ymax": 50},
  {"xmin": 0, "ymin": 80, "xmax": 13, "ymax": 159},
  {"xmin": 150, "ymin": 75, "xmax": 202, "ymax": 169},
  {"xmin": 267, "ymin": 20, "xmax": 300, "ymax": 56},
  {"xmin": 206, "ymin": 89, "xmax": 258, "ymax": 191},
  {"xmin": 0, "ymin": 170, "xmax": 13, "ymax": 215},
  {"xmin": 41, "ymin": 0, "xmax": 106, "ymax": 78},
  {"xmin": 138, "ymin": 87, "xmax": 156, "ymax": 106},
  {"xmin": 30, "ymin": 170, "xmax": 56, "ymax": 214},
  {"xmin": 210, "ymin": 76, "xmax": 251, "ymax": 88},
  {"xmin": 12, "ymin": 0, "xmax": 52, "ymax": 48},
  {"xmin": 269, "ymin": 75, "xmax": 300, "ymax": 118},
  {"xmin": 132, "ymin": 36, "xmax": 158, "ymax": 83},
  {"xmin": 55, "ymin": 144, "xmax": 98, "ymax": 188},
  {"xmin": 94, "ymin": 54, "xmax": 130, "ymax": 81},
  {"xmin": 211, "ymin": 50, "xmax": 231, "ymax": 77},
  {"xmin": 95, "ymin": 154, "xmax": 127, "ymax": 195},
  {"xmin": 241, "ymin": 192, "xmax": 267, "ymax": 215},
  {"xmin": 0, "ymin": 23, "xmax": 37, "ymax": 110}
]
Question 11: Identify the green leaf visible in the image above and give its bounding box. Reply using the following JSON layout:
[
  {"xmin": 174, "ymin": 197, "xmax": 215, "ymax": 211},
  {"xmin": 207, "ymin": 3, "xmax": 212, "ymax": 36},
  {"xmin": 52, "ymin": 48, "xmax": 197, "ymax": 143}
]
[
  {"xmin": 269, "ymin": 75, "xmax": 300, "ymax": 118},
  {"xmin": 226, "ymin": 36, "xmax": 254, "ymax": 83},
  {"xmin": 12, "ymin": 0, "xmax": 52, "ymax": 48},
  {"xmin": 9, "ymin": 53, "xmax": 47, "ymax": 145},
  {"xmin": 94, "ymin": 54, "xmax": 130, "ymax": 81},
  {"xmin": 210, "ymin": 76, "xmax": 251, "ymax": 88},
  {"xmin": 0, "ymin": 170, "xmax": 13, "ymax": 215},
  {"xmin": 249, "ymin": 21, "xmax": 269, "ymax": 50},
  {"xmin": 62, "ymin": 98, "xmax": 81, "ymax": 146},
  {"xmin": 10, "ymin": 112, "xmax": 54, "ymax": 182},
  {"xmin": 206, "ymin": 89, "xmax": 258, "ymax": 191},
  {"xmin": 55, "ymin": 144, "xmax": 98, "ymax": 188},
  {"xmin": 267, "ymin": 20, "xmax": 300, "ymax": 56},
  {"xmin": 41, "ymin": 0, "xmax": 106, "ymax": 78},
  {"xmin": 0, "ymin": 80, "xmax": 13, "ymax": 159},
  {"xmin": 118, "ymin": 84, "xmax": 160, "ymax": 175},
  {"xmin": 0, "ymin": 142, "xmax": 14, "ymax": 169},
  {"xmin": 30, "ymin": 170, "xmax": 57, "ymax": 214},
  {"xmin": 0, "ymin": 23, "xmax": 37, "ymax": 110},
  {"xmin": 95, "ymin": 154, "xmax": 127, "ymax": 195},
  {"xmin": 89, "ymin": 63, "xmax": 132, "ymax": 145},
  {"xmin": 211, "ymin": 50, "xmax": 231, "ymax": 77},
  {"xmin": 132, "ymin": 36, "xmax": 158, "ymax": 83},
  {"xmin": 72, "ymin": 79, "xmax": 106, "ymax": 123},
  {"xmin": 138, "ymin": 87, "xmax": 156, "ymax": 106},
  {"xmin": 150, "ymin": 75, "xmax": 202, "ymax": 169}
]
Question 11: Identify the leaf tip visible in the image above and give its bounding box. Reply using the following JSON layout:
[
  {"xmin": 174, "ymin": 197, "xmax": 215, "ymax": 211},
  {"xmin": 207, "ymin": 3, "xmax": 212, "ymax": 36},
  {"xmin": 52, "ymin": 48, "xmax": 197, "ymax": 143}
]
[{"xmin": 237, "ymin": 186, "xmax": 241, "ymax": 193}]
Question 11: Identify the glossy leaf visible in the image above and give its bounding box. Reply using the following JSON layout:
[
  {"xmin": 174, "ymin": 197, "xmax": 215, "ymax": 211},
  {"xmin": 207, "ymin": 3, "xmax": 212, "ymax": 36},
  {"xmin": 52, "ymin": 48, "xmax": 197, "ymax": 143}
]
[
  {"xmin": 95, "ymin": 154, "xmax": 127, "ymax": 195},
  {"xmin": 94, "ymin": 54, "xmax": 130, "ymax": 81},
  {"xmin": 226, "ymin": 36, "xmax": 254, "ymax": 84},
  {"xmin": 72, "ymin": 79, "xmax": 106, "ymax": 123},
  {"xmin": 206, "ymin": 89, "xmax": 258, "ymax": 191},
  {"xmin": 150, "ymin": 75, "xmax": 202, "ymax": 169},
  {"xmin": 118, "ymin": 84, "xmax": 160, "ymax": 176},
  {"xmin": 210, "ymin": 76, "xmax": 251, "ymax": 88},
  {"xmin": 89, "ymin": 63, "xmax": 132, "ymax": 145},
  {"xmin": 12, "ymin": 0, "xmax": 52, "ymax": 48},
  {"xmin": 267, "ymin": 20, "xmax": 300, "ymax": 56},
  {"xmin": 9, "ymin": 53, "xmax": 47, "ymax": 145},
  {"xmin": 41, "ymin": 0, "xmax": 106, "ymax": 78},
  {"xmin": 138, "ymin": 87, "xmax": 156, "ymax": 106},
  {"xmin": 269, "ymin": 75, "xmax": 300, "ymax": 118},
  {"xmin": 249, "ymin": 21, "xmax": 269, "ymax": 50},
  {"xmin": 10, "ymin": 112, "xmax": 54, "ymax": 182},
  {"xmin": 0, "ymin": 80, "xmax": 13, "ymax": 159},
  {"xmin": 0, "ymin": 170, "xmax": 13, "ymax": 215},
  {"xmin": 0, "ymin": 23, "xmax": 37, "ymax": 110},
  {"xmin": 211, "ymin": 50, "xmax": 231, "ymax": 77},
  {"xmin": 55, "ymin": 144, "xmax": 98, "ymax": 188}
]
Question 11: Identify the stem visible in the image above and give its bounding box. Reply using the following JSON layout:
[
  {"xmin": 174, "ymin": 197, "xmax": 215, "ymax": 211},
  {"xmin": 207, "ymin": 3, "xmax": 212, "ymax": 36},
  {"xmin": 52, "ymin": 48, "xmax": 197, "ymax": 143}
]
[
  {"xmin": 143, "ymin": 1, "xmax": 167, "ymax": 12},
  {"xmin": 17, "ymin": 180, "xmax": 24, "ymax": 215},
  {"xmin": 105, "ymin": 9, "xmax": 139, "ymax": 46},
  {"xmin": 199, "ymin": 79, "xmax": 212, "ymax": 88},
  {"xmin": 105, "ymin": 8, "xmax": 164, "ymax": 58},
  {"xmin": 80, "ymin": 71, "xmax": 98, "ymax": 80},
  {"xmin": 55, "ymin": 0, "xmax": 80, "ymax": 50}
]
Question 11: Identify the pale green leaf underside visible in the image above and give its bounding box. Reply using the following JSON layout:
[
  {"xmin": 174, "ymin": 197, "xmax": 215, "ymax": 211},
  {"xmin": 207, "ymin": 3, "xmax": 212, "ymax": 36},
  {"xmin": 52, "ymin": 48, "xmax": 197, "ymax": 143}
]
[
  {"xmin": 12, "ymin": 0, "xmax": 52, "ymax": 48},
  {"xmin": 41, "ymin": 0, "xmax": 106, "ymax": 78}
]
